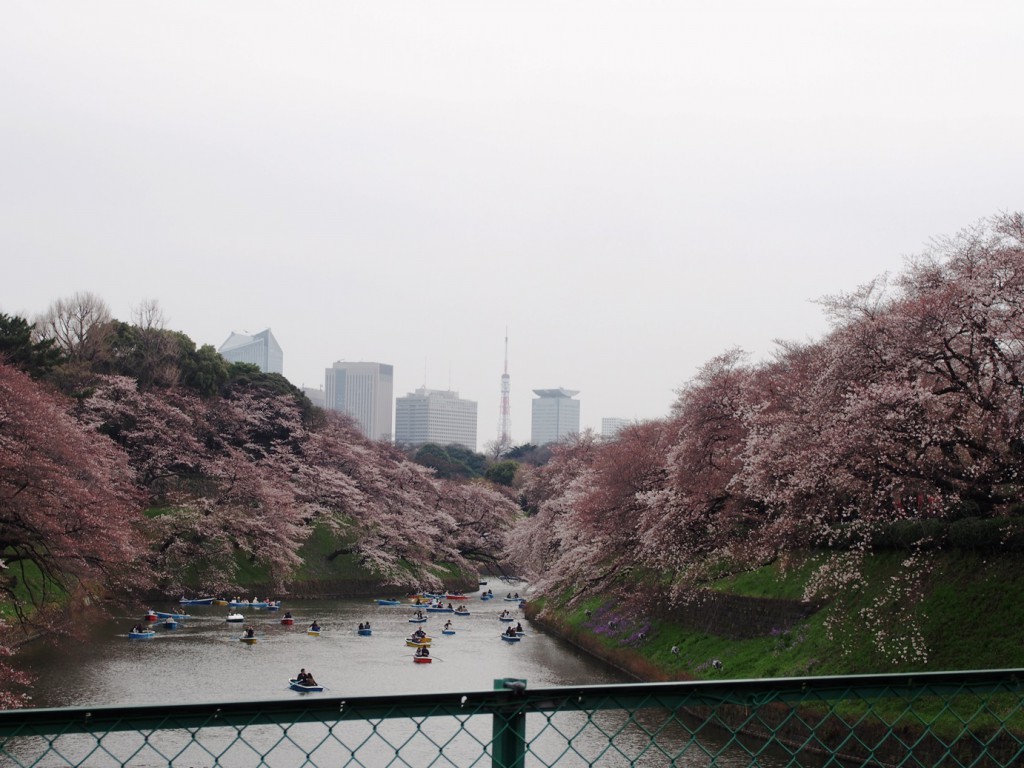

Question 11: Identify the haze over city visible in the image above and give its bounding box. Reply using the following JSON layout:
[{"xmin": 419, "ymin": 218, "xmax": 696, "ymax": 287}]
[{"xmin": 2, "ymin": 2, "xmax": 1021, "ymax": 447}]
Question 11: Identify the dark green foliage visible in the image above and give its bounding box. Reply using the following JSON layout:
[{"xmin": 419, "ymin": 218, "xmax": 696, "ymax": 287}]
[
  {"xmin": 0, "ymin": 313, "xmax": 63, "ymax": 378},
  {"xmin": 947, "ymin": 517, "xmax": 1024, "ymax": 552},
  {"xmin": 484, "ymin": 460, "xmax": 519, "ymax": 486},
  {"xmin": 443, "ymin": 444, "xmax": 488, "ymax": 476},
  {"xmin": 180, "ymin": 343, "xmax": 229, "ymax": 396},
  {"xmin": 413, "ymin": 444, "xmax": 474, "ymax": 479}
]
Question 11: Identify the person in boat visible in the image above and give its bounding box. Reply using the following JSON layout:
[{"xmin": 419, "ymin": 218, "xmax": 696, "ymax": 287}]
[
  {"xmin": 284, "ymin": 611, "xmax": 293, "ymax": 619},
  {"xmin": 358, "ymin": 622, "xmax": 364, "ymax": 630},
  {"xmin": 132, "ymin": 624, "xmax": 144, "ymax": 633},
  {"xmin": 413, "ymin": 628, "xmax": 426, "ymax": 639},
  {"xmin": 443, "ymin": 620, "xmax": 452, "ymax": 630},
  {"xmin": 505, "ymin": 626, "xmax": 517, "ymax": 637},
  {"xmin": 515, "ymin": 622, "xmax": 523, "ymax": 633},
  {"xmin": 245, "ymin": 626, "xmax": 255, "ymax": 638},
  {"xmin": 365, "ymin": 621, "xmax": 370, "ymax": 629},
  {"xmin": 506, "ymin": 592, "xmax": 512, "ymax": 598},
  {"xmin": 296, "ymin": 668, "xmax": 308, "ymax": 684},
  {"xmin": 309, "ymin": 621, "xmax": 321, "ymax": 632},
  {"xmin": 303, "ymin": 671, "xmax": 318, "ymax": 686},
  {"xmin": 415, "ymin": 646, "xmax": 429, "ymax": 657}
]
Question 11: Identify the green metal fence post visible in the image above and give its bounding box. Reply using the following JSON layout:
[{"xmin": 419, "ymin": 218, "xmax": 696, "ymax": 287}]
[{"xmin": 492, "ymin": 678, "xmax": 527, "ymax": 768}]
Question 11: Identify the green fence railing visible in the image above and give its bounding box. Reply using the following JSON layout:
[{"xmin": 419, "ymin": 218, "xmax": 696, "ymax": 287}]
[{"xmin": 2, "ymin": 670, "xmax": 1023, "ymax": 766}]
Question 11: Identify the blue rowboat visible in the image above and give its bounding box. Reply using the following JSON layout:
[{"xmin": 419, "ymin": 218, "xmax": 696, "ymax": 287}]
[
  {"xmin": 357, "ymin": 628, "xmax": 372, "ymax": 636},
  {"xmin": 500, "ymin": 634, "xmax": 522, "ymax": 642},
  {"xmin": 442, "ymin": 629, "xmax": 456, "ymax": 635},
  {"xmin": 179, "ymin": 597, "xmax": 215, "ymax": 605},
  {"xmin": 289, "ymin": 678, "xmax": 323, "ymax": 693},
  {"xmin": 163, "ymin": 619, "xmax": 179, "ymax": 629},
  {"xmin": 154, "ymin": 611, "xmax": 190, "ymax": 620},
  {"xmin": 499, "ymin": 616, "xmax": 514, "ymax": 622},
  {"xmin": 453, "ymin": 609, "xmax": 471, "ymax": 616},
  {"xmin": 426, "ymin": 606, "xmax": 453, "ymax": 613},
  {"xmin": 375, "ymin": 599, "xmax": 401, "ymax": 606},
  {"xmin": 128, "ymin": 630, "xmax": 155, "ymax": 640},
  {"xmin": 409, "ymin": 617, "xmax": 427, "ymax": 623}
]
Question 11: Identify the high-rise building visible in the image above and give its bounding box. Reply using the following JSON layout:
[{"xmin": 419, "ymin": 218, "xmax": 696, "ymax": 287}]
[
  {"xmin": 530, "ymin": 388, "xmax": 580, "ymax": 446},
  {"xmin": 601, "ymin": 417, "xmax": 631, "ymax": 440},
  {"xmin": 325, "ymin": 361, "xmax": 394, "ymax": 441},
  {"xmin": 395, "ymin": 388, "xmax": 478, "ymax": 450},
  {"xmin": 302, "ymin": 386, "xmax": 326, "ymax": 409},
  {"xmin": 218, "ymin": 329, "xmax": 283, "ymax": 374}
]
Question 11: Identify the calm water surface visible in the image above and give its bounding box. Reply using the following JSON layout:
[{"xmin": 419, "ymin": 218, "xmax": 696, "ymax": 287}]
[
  {"xmin": 21, "ymin": 591, "xmax": 630, "ymax": 708},
  {"xmin": 16, "ymin": 590, "xmax": 797, "ymax": 766}
]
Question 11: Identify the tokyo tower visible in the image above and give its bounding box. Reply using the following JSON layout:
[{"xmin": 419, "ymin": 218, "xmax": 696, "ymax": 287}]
[{"xmin": 497, "ymin": 331, "xmax": 512, "ymax": 455}]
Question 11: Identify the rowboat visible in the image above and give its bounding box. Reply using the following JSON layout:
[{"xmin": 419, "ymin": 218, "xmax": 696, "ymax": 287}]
[
  {"xmin": 128, "ymin": 630, "xmax": 155, "ymax": 639},
  {"xmin": 154, "ymin": 611, "xmax": 190, "ymax": 620},
  {"xmin": 213, "ymin": 599, "xmax": 229, "ymax": 606},
  {"xmin": 445, "ymin": 594, "xmax": 469, "ymax": 600},
  {"xmin": 163, "ymin": 619, "xmax": 178, "ymax": 629},
  {"xmin": 453, "ymin": 609, "xmax": 471, "ymax": 616},
  {"xmin": 357, "ymin": 628, "xmax": 372, "ymax": 636},
  {"xmin": 179, "ymin": 597, "xmax": 216, "ymax": 605},
  {"xmin": 503, "ymin": 597, "xmax": 522, "ymax": 602},
  {"xmin": 441, "ymin": 629, "xmax": 456, "ymax": 635},
  {"xmin": 409, "ymin": 617, "xmax": 427, "ymax": 623},
  {"xmin": 501, "ymin": 634, "xmax": 522, "ymax": 642},
  {"xmin": 239, "ymin": 635, "xmax": 257, "ymax": 644},
  {"xmin": 406, "ymin": 639, "xmax": 431, "ymax": 648},
  {"xmin": 426, "ymin": 606, "xmax": 453, "ymax": 613},
  {"xmin": 413, "ymin": 656, "xmax": 432, "ymax": 663},
  {"xmin": 226, "ymin": 613, "xmax": 244, "ymax": 623},
  {"xmin": 144, "ymin": 612, "xmax": 158, "ymax": 622},
  {"xmin": 375, "ymin": 599, "xmax": 401, "ymax": 606},
  {"xmin": 499, "ymin": 616, "xmax": 514, "ymax": 622},
  {"xmin": 281, "ymin": 617, "xmax": 294, "ymax": 626},
  {"xmin": 289, "ymin": 678, "xmax": 324, "ymax": 693},
  {"xmin": 307, "ymin": 629, "xmax": 321, "ymax": 636}
]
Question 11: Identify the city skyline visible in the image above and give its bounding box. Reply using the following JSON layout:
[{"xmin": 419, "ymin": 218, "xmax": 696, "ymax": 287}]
[{"xmin": 2, "ymin": 3, "xmax": 1020, "ymax": 448}]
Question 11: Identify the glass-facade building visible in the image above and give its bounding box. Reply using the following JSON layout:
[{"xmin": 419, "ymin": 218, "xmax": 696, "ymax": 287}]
[
  {"xmin": 530, "ymin": 388, "xmax": 580, "ymax": 446},
  {"xmin": 218, "ymin": 329, "xmax": 283, "ymax": 374},
  {"xmin": 325, "ymin": 361, "xmax": 394, "ymax": 441},
  {"xmin": 395, "ymin": 388, "xmax": 478, "ymax": 451}
]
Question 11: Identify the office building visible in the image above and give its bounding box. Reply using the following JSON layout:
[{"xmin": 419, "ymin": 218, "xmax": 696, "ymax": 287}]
[
  {"xmin": 218, "ymin": 329, "xmax": 283, "ymax": 374},
  {"xmin": 302, "ymin": 386, "xmax": 326, "ymax": 410},
  {"xmin": 325, "ymin": 361, "xmax": 394, "ymax": 441},
  {"xmin": 395, "ymin": 388, "xmax": 478, "ymax": 451},
  {"xmin": 530, "ymin": 388, "xmax": 580, "ymax": 446},
  {"xmin": 601, "ymin": 417, "xmax": 631, "ymax": 440}
]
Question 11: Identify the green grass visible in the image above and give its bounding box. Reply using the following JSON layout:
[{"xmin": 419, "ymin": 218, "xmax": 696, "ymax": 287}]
[{"xmin": 543, "ymin": 549, "xmax": 1024, "ymax": 681}]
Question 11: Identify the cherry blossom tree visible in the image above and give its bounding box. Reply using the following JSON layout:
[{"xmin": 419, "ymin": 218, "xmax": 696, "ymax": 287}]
[{"xmin": 1, "ymin": 363, "xmax": 148, "ymax": 705}]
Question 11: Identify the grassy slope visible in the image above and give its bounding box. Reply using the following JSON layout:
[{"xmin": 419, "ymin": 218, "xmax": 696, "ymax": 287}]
[{"xmin": 532, "ymin": 550, "xmax": 1024, "ymax": 681}]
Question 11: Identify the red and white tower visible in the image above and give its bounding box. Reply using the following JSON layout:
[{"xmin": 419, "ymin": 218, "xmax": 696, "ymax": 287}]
[{"xmin": 497, "ymin": 330, "xmax": 512, "ymax": 454}]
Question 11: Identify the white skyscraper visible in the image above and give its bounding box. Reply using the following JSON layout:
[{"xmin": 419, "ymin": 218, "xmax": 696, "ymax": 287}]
[
  {"xmin": 530, "ymin": 388, "xmax": 580, "ymax": 446},
  {"xmin": 601, "ymin": 417, "xmax": 631, "ymax": 440},
  {"xmin": 218, "ymin": 329, "xmax": 283, "ymax": 374},
  {"xmin": 325, "ymin": 361, "xmax": 394, "ymax": 441},
  {"xmin": 395, "ymin": 388, "xmax": 478, "ymax": 450}
]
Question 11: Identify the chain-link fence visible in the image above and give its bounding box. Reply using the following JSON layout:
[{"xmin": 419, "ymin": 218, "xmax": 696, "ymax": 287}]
[{"xmin": 2, "ymin": 670, "xmax": 1022, "ymax": 767}]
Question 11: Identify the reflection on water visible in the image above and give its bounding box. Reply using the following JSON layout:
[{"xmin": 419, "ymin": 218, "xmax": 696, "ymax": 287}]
[
  {"xmin": 22, "ymin": 595, "xmax": 629, "ymax": 708},
  {"xmin": 14, "ymin": 593, "xmax": 799, "ymax": 766}
]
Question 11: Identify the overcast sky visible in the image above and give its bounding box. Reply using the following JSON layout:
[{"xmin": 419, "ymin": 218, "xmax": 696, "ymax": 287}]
[{"xmin": 2, "ymin": 2, "xmax": 1021, "ymax": 449}]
